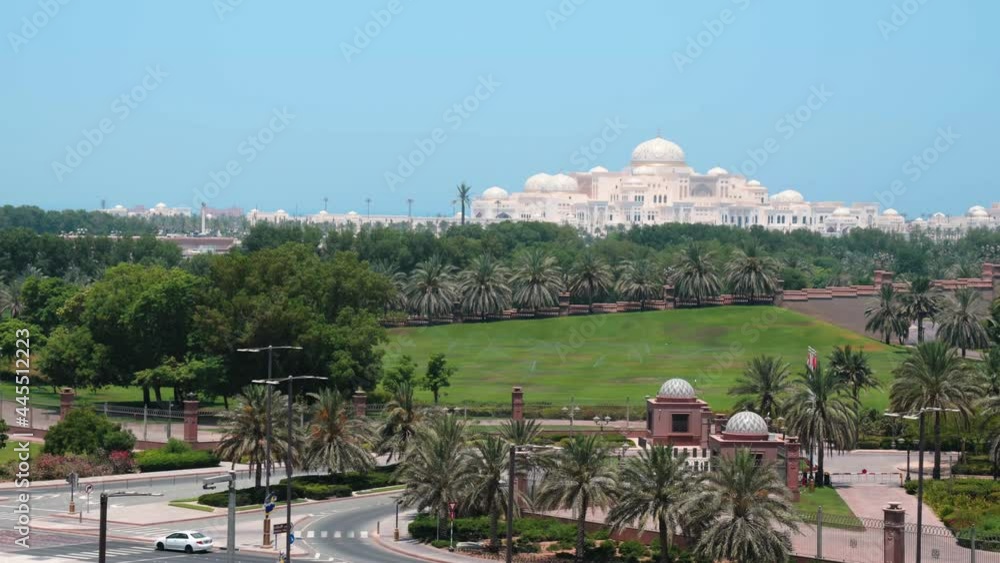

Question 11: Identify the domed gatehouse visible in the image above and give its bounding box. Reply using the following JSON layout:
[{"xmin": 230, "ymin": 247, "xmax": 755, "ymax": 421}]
[{"xmin": 709, "ymin": 408, "xmax": 802, "ymax": 500}]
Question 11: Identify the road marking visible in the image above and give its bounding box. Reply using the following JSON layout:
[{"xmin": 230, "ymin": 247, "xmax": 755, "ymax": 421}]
[
  {"xmin": 320, "ymin": 530, "xmax": 328, "ymax": 538},
  {"xmin": 347, "ymin": 531, "xmax": 355, "ymax": 538},
  {"xmin": 334, "ymin": 531, "xmax": 342, "ymax": 538},
  {"xmin": 307, "ymin": 530, "xmax": 315, "ymax": 538},
  {"xmin": 360, "ymin": 531, "xmax": 368, "ymax": 538}
]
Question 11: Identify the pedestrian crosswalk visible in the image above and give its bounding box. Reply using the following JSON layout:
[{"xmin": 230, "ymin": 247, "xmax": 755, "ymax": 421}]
[
  {"xmin": 303, "ymin": 529, "xmax": 368, "ymax": 539},
  {"xmin": 44, "ymin": 545, "xmax": 153, "ymax": 560}
]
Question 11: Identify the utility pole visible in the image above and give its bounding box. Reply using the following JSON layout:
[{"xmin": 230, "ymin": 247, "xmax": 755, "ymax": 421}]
[
  {"xmin": 203, "ymin": 471, "xmax": 237, "ymax": 563},
  {"xmin": 323, "ymin": 197, "xmax": 328, "ymax": 212},
  {"xmin": 506, "ymin": 445, "xmax": 515, "ymax": 563},
  {"xmin": 100, "ymin": 491, "xmax": 162, "ymax": 563},
  {"xmin": 407, "ymin": 198, "xmax": 414, "ymax": 227}
]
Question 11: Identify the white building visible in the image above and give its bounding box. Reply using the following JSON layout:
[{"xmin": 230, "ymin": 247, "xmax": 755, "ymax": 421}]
[{"xmin": 470, "ymin": 136, "xmax": 999, "ymax": 237}]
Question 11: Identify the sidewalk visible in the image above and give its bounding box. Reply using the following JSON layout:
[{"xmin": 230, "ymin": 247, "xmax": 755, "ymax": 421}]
[
  {"xmin": 0, "ymin": 464, "xmax": 251, "ymax": 491},
  {"xmin": 370, "ymin": 509, "xmax": 482, "ymax": 563}
]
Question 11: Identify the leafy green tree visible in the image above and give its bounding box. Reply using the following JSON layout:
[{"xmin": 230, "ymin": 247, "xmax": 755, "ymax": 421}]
[
  {"xmin": 19, "ymin": 276, "xmax": 78, "ymax": 332},
  {"xmin": 980, "ymin": 345, "xmax": 1000, "ymax": 396},
  {"xmin": 785, "ymin": 364, "xmax": 856, "ymax": 485},
  {"xmin": 671, "ymin": 244, "xmax": 721, "ymax": 307},
  {"xmin": 406, "ymin": 255, "xmax": 457, "ymax": 320},
  {"xmin": 937, "ymin": 287, "xmax": 991, "ymax": 357},
  {"xmin": 607, "ymin": 445, "xmax": 696, "ymax": 563},
  {"xmin": 43, "ymin": 408, "xmax": 136, "ymax": 455},
  {"xmin": 900, "ymin": 276, "xmax": 941, "ymax": 343},
  {"xmin": 535, "ymin": 434, "xmax": 618, "ymax": 562},
  {"xmin": 457, "ymin": 254, "xmax": 511, "ymax": 320},
  {"xmin": 36, "ymin": 325, "xmax": 103, "ymax": 391},
  {"xmin": 0, "ymin": 276, "xmax": 25, "ymax": 318},
  {"xmin": 456, "ymin": 183, "xmax": 473, "ymax": 226},
  {"xmin": 422, "ymin": 353, "xmax": 455, "ymax": 404},
  {"xmin": 371, "ymin": 260, "xmax": 408, "ymax": 313},
  {"xmin": 0, "ymin": 418, "xmax": 9, "ymax": 451},
  {"xmin": 685, "ymin": 449, "xmax": 798, "ymax": 563},
  {"xmin": 865, "ymin": 284, "xmax": 908, "ymax": 345},
  {"xmin": 569, "ymin": 250, "xmax": 613, "ymax": 314},
  {"xmin": 216, "ymin": 385, "xmax": 289, "ymax": 487},
  {"xmin": 464, "ymin": 434, "xmax": 515, "ymax": 551},
  {"xmin": 725, "ymin": 242, "xmax": 780, "ymax": 303},
  {"xmin": 397, "ymin": 414, "xmax": 471, "ymax": 539},
  {"xmin": 383, "ymin": 355, "xmax": 418, "ymax": 393},
  {"xmin": 729, "ymin": 355, "xmax": 790, "ymax": 417},
  {"xmin": 305, "ymin": 388, "xmax": 374, "ymax": 474},
  {"xmin": 511, "ymin": 249, "xmax": 562, "ymax": 310},
  {"xmin": 615, "ymin": 258, "xmax": 661, "ymax": 310},
  {"xmin": 890, "ymin": 341, "xmax": 981, "ymax": 479}
]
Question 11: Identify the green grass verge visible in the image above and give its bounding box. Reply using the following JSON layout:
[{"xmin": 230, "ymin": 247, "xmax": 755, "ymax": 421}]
[
  {"xmin": 385, "ymin": 306, "xmax": 902, "ymax": 411},
  {"xmin": 797, "ymin": 486, "xmax": 863, "ymax": 528},
  {"xmin": 353, "ymin": 484, "xmax": 405, "ymax": 495},
  {"xmin": 0, "ymin": 382, "xmax": 227, "ymax": 410},
  {"xmin": 169, "ymin": 501, "xmax": 216, "ymax": 513},
  {"xmin": 0, "ymin": 442, "xmax": 41, "ymax": 464}
]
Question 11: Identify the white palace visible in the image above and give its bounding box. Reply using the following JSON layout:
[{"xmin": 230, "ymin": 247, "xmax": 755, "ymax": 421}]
[{"xmin": 469, "ymin": 136, "xmax": 999, "ymax": 237}]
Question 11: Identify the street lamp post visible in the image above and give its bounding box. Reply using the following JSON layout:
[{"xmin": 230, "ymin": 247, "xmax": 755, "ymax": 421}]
[
  {"xmin": 561, "ymin": 398, "xmax": 580, "ymax": 434},
  {"xmin": 100, "ymin": 491, "xmax": 163, "ymax": 563},
  {"xmin": 242, "ymin": 344, "xmax": 302, "ymax": 548},
  {"xmin": 593, "ymin": 415, "xmax": 611, "ymax": 432},
  {"xmin": 203, "ymin": 471, "xmax": 237, "ymax": 563}
]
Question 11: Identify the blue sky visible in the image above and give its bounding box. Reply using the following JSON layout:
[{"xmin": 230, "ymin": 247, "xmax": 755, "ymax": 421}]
[{"xmin": 2, "ymin": 0, "xmax": 997, "ymax": 217}]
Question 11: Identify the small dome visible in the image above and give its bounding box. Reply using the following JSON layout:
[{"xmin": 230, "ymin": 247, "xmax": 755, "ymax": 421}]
[
  {"xmin": 883, "ymin": 208, "xmax": 899, "ymax": 216},
  {"xmin": 657, "ymin": 378, "xmax": 695, "ymax": 399},
  {"xmin": 631, "ymin": 137, "xmax": 686, "ymax": 165},
  {"xmin": 747, "ymin": 180, "xmax": 762, "ymax": 187},
  {"xmin": 771, "ymin": 190, "xmax": 805, "ymax": 203},
  {"xmin": 971, "ymin": 209, "xmax": 989, "ymax": 218},
  {"xmin": 913, "ymin": 217, "xmax": 926, "ymax": 223},
  {"xmin": 483, "ymin": 186, "xmax": 509, "ymax": 199},
  {"xmin": 707, "ymin": 166, "xmax": 728, "ymax": 176},
  {"xmin": 932, "ymin": 212, "xmax": 946, "ymax": 219},
  {"xmin": 832, "ymin": 207, "xmax": 851, "ymax": 217},
  {"xmin": 276, "ymin": 209, "xmax": 287, "ymax": 214},
  {"xmin": 589, "ymin": 166, "xmax": 609, "ymax": 173},
  {"xmin": 549, "ymin": 174, "xmax": 578, "ymax": 192},
  {"xmin": 347, "ymin": 211, "xmax": 358, "ymax": 216},
  {"xmin": 524, "ymin": 173, "xmax": 552, "ymax": 193},
  {"xmin": 113, "ymin": 204, "xmax": 125, "ymax": 209},
  {"xmin": 724, "ymin": 411, "xmax": 769, "ymax": 435},
  {"xmin": 318, "ymin": 210, "xmax": 329, "ymax": 215},
  {"xmin": 155, "ymin": 202, "xmax": 167, "ymax": 208}
]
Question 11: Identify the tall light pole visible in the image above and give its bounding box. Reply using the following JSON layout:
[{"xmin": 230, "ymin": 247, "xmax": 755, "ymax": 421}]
[
  {"xmin": 561, "ymin": 398, "xmax": 580, "ymax": 434},
  {"xmin": 365, "ymin": 198, "xmax": 372, "ymax": 223},
  {"xmin": 323, "ymin": 197, "xmax": 328, "ymax": 212},
  {"xmin": 241, "ymin": 344, "xmax": 302, "ymax": 548},
  {"xmin": 593, "ymin": 415, "xmax": 611, "ymax": 432},
  {"xmin": 203, "ymin": 471, "xmax": 237, "ymax": 563},
  {"xmin": 257, "ymin": 375, "xmax": 327, "ymax": 563},
  {"xmin": 100, "ymin": 491, "xmax": 162, "ymax": 562},
  {"xmin": 407, "ymin": 198, "xmax": 414, "ymax": 226}
]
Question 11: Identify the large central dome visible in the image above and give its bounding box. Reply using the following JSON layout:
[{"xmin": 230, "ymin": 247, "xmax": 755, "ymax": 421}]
[{"xmin": 631, "ymin": 137, "xmax": 685, "ymax": 165}]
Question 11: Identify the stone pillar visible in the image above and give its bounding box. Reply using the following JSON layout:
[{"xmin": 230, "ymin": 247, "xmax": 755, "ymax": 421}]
[
  {"xmin": 558, "ymin": 292, "xmax": 570, "ymax": 316},
  {"xmin": 883, "ymin": 502, "xmax": 905, "ymax": 563},
  {"xmin": 773, "ymin": 279, "xmax": 784, "ymax": 306},
  {"xmin": 59, "ymin": 388, "xmax": 75, "ymax": 420},
  {"xmin": 663, "ymin": 285, "xmax": 675, "ymax": 309},
  {"xmin": 183, "ymin": 398, "xmax": 199, "ymax": 443},
  {"xmin": 352, "ymin": 389, "xmax": 367, "ymax": 418},
  {"xmin": 511, "ymin": 386, "xmax": 524, "ymax": 421},
  {"xmin": 785, "ymin": 437, "xmax": 801, "ymax": 501}
]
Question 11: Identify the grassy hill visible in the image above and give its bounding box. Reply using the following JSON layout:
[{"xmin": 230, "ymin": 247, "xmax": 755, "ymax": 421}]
[{"xmin": 385, "ymin": 306, "xmax": 905, "ymax": 412}]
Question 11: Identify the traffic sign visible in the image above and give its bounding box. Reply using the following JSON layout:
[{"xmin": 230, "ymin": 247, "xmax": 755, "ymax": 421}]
[
  {"xmin": 85, "ymin": 484, "xmax": 93, "ymax": 495},
  {"xmin": 264, "ymin": 502, "xmax": 275, "ymax": 514},
  {"xmin": 448, "ymin": 501, "xmax": 457, "ymax": 520},
  {"xmin": 273, "ymin": 523, "xmax": 291, "ymax": 534},
  {"xmin": 289, "ymin": 533, "xmax": 295, "ymax": 544}
]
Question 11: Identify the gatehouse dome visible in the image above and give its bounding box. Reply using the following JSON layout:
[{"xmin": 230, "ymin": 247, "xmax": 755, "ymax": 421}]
[
  {"xmin": 883, "ymin": 208, "xmax": 899, "ymax": 216},
  {"xmin": 631, "ymin": 137, "xmax": 685, "ymax": 165},
  {"xmin": 483, "ymin": 186, "xmax": 509, "ymax": 199},
  {"xmin": 747, "ymin": 180, "xmax": 762, "ymax": 187},
  {"xmin": 771, "ymin": 190, "xmax": 805, "ymax": 203},
  {"xmin": 589, "ymin": 166, "xmax": 608, "ymax": 173},
  {"xmin": 657, "ymin": 378, "xmax": 695, "ymax": 399},
  {"xmin": 524, "ymin": 173, "xmax": 552, "ymax": 193},
  {"xmin": 724, "ymin": 411, "xmax": 769, "ymax": 435},
  {"xmin": 550, "ymin": 174, "xmax": 578, "ymax": 192},
  {"xmin": 707, "ymin": 166, "xmax": 728, "ymax": 176}
]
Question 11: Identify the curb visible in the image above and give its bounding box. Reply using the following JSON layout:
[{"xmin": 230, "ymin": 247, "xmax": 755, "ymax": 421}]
[
  {"xmin": 372, "ymin": 533, "xmax": 466, "ymax": 563},
  {"xmin": 0, "ymin": 466, "xmax": 244, "ymax": 491}
]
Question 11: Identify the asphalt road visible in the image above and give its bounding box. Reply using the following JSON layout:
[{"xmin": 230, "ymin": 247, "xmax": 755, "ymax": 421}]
[
  {"xmin": 5, "ymin": 531, "xmax": 277, "ymax": 562},
  {"xmin": 297, "ymin": 494, "xmax": 425, "ymax": 563}
]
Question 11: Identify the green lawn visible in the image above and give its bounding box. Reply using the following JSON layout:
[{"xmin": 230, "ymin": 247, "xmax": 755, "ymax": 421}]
[
  {"xmin": 797, "ymin": 486, "xmax": 861, "ymax": 522},
  {"xmin": 385, "ymin": 306, "xmax": 905, "ymax": 411},
  {"xmin": 0, "ymin": 382, "xmax": 225, "ymax": 410},
  {"xmin": 0, "ymin": 442, "xmax": 41, "ymax": 464}
]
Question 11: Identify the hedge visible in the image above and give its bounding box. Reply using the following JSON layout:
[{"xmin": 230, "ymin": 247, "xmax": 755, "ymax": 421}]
[
  {"xmin": 952, "ymin": 455, "xmax": 995, "ymax": 476},
  {"xmin": 199, "ymin": 486, "xmax": 300, "ymax": 508},
  {"xmin": 278, "ymin": 465, "xmax": 398, "ymax": 496},
  {"xmin": 409, "ymin": 514, "xmax": 577, "ymax": 544},
  {"xmin": 135, "ymin": 450, "xmax": 220, "ymax": 472}
]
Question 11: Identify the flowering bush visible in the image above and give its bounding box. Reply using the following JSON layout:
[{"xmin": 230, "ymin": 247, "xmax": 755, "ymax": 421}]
[
  {"xmin": 108, "ymin": 450, "xmax": 135, "ymax": 474},
  {"xmin": 32, "ymin": 453, "xmax": 115, "ymax": 481}
]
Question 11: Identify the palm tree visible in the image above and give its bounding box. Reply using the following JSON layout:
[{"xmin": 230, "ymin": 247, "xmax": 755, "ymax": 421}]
[
  {"xmin": 456, "ymin": 183, "xmax": 472, "ymax": 225},
  {"xmin": 569, "ymin": 250, "xmax": 613, "ymax": 314},
  {"xmin": 828, "ymin": 345, "xmax": 878, "ymax": 412},
  {"xmin": 510, "ymin": 249, "xmax": 563, "ymax": 311},
  {"xmin": 865, "ymin": 284, "xmax": 908, "ymax": 345},
  {"xmin": 685, "ymin": 449, "xmax": 798, "ymax": 563},
  {"xmin": 535, "ymin": 434, "xmax": 617, "ymax": 562},
  {"xmin": 671, "ymin": 244, "xmax": 721, "ymax": 307},
  {"xmin": 890, "ymin": 341, "xmax": 981, "ymax": 479},
  {"xmin": 397, "ymin": 414, "xmax": 471, "ymax": 539},
  {"xmin": 216, "ymin": 385, "xmax": 288, "ymax": 487},
  {"xmin": 378, "ymin": 382, "xmax": 422, "ymax": 462},
  {"xmin": 0, "ymin": 277, "xmax": 25, "ymax": 318},
  {"xmin": 406, "ymin": 255, "xmax": 457, "ymax": 320},
  {"xmin": 615, "ymin": 258, "xmax": 660, "ymax": 310},
  {"xmin": 785, "ymin": 364, "xmax": 856, "ymax": 485},
  {"xmin": 606, "ymin": 445, "xmax": 696, "ymax": 563},
  {"xmin": 464, "ymin": 435, "xmax": 514, "ymax": 551},
  {"xmin": 457, "ymin": 254, "xmax": 511, "ymax": 320},
  {"xmin": 980, "ymin": 345, "xmax": 1000, "ymax": 396},
  {"xmin": 900, "ymin": 276, "xmax": 941, "ymax": 343},
  {"xmin": 371, "ymin": 260, "xmax": 408, "ymax": 313},
  {"xmin": 728, "ymin": 355, "xmax": 791, "ymax": 417},
  {"xmin": 305, "ymin": 388, "xmax": 374, "ymax": 474},
  {"xmin": 725, "ymin": 242, "xmax": 780, "ymax": 304},
  {"xmin": 937, "ymin": 287, "xmax": 991, "ymax": 357},
  {"xmin": 499, "ymin": 418, "xmax": 542, "ymax": 446}
]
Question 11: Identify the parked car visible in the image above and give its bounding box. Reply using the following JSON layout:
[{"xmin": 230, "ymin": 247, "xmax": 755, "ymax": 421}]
[{"xmin": 154, "ymin": 531, "xmax": 214, "ymax": 553}]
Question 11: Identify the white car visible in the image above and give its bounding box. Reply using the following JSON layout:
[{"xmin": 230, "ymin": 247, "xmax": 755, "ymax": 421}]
[{"xmin": 154, "ymin": 531, "xmax": 213, "ymax": 553}]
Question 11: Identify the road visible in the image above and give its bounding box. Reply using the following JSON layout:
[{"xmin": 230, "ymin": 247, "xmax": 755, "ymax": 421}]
[
  {"xmin": 297, "ymin": 494, "xmax": 426, "ymax": 563},
  {"xmin": 4, "ymin": 531, "xmax": 277, "ymax": 562}
]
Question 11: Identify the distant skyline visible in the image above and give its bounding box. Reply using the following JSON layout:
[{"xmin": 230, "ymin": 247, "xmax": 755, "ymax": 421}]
[{"xmin": 3, "ymin": 1, "xmax": 998, "ymax": 218}]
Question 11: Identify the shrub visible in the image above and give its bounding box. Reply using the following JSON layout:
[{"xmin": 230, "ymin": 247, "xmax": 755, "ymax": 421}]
[
  {"xmin": 198, "ymin": 485, "xmax": 300, "ymax": 507},
  {"xmin": 162, "ymin": 438, "xmax": 193, "ymax": 454},
  {"xmin": 43, "ymin": 408, "xmax": 136, "ymax": 456},
  {"xmin": 278, "ymin": 465, "xmax": 398, "ymax": 495},
  {"xmin": 618, "ymin": 539, "xmax": 648, "ymax": 563},
  {"xmin": 108, "ymin": 450, "xmax": 135, "ymax": 474},
  {"xmin": 135, "ymin": 449, "xmax": 219, "ymax": 472},
  {"xmin": 584, "ymin": 540, "xmax": 616, "ymax": 563},
  {"xmin": 952, "ymin": 455, "xmax": 995, "ymax": 476},
  {"xmin": 514, "ymin": 541, "xmax": 540, "ymax": 554},
  {"xmin": 32, "ymin": 453, "xmax": 115, "ymax": 480},
  {"xmin": 430, "ymin": 539, "xmax": 451, "ymax": 549}
]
